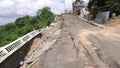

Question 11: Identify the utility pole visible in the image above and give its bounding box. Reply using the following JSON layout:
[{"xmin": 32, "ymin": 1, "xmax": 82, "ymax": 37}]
[
  {"xmin": 71, "ymin": 0, "xmax": 73, "ymax": 12},
  {"xmin": 72, "ymin": 0, "xmax": 74, "ymax": 13},
  {"xmin": 64, "ymin": 0, "xmax": 65, "ymax": 13}
]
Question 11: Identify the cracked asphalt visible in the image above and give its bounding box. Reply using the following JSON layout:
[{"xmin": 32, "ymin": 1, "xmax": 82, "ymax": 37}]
[{"xmin": 31, "ymin": 14, "xmax": 120, "ymax": 68}]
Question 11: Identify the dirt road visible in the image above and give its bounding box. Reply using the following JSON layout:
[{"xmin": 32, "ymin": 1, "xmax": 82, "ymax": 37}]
[{"xmin": 31, "ymin": 14, "xmax": 120, "ymax": 68}]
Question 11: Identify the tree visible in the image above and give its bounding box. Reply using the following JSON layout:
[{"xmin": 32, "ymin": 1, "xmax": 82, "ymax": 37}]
[
  {"xmin": 0, "ymin": 7, "xmax": 55, "ymax": 47},
  {"xmin": 88, "ymin": 0, "xmax": 120, "ymax": 17},
  {"xmin": 37, "ymin": 7, "xmax": 55, "ymax": 26},
  {"xmin": 15, "ymin": 15, "xmax": 30, "ymax": 28},
  {"xmin": 3, "ymin": 23, "xmax": 16, "ymax": 31},
  {"xmin": 105, "ymin": 0, "xmax": 120, "ymax": 15}
]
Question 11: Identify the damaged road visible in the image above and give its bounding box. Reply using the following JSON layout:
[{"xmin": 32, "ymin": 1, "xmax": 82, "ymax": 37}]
[{"xmin": 28, "ymin": 14, "xmax": 120, "ymax": 68}]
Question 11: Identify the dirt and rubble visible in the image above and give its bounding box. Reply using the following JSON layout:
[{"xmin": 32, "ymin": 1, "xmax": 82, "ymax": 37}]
[
  {"xmin": 20, "ymin": 21, "xmax": 62, "ymax": 68},
  {"xmin": 21, "ymin": 14, "xmax": 120, "ymax": 68}
]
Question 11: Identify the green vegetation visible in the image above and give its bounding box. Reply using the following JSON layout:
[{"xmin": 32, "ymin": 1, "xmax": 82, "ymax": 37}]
[
  {"xmin": 88, "ymin": 0, "xmax": 120, "ymax": 18},
  {"xmin": 0, "ymin": 7, "xmax": 55, "ymax": 47}
]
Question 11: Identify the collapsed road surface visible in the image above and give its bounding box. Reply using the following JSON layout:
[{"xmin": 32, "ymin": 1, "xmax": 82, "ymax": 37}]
[{"xmin": 24, "ymin": 14, "xmax": 120, "ymax": 68}]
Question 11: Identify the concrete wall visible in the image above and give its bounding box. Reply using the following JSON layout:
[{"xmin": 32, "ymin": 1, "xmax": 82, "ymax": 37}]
[{"xmin": 95, "ymin": 11, "xmax": 110, "ymax": 23}]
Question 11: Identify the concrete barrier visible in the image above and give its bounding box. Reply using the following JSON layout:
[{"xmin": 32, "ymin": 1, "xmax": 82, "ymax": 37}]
[{"xmin": 0, "ymin": 30, "xmax": 42, "ymax": 63}]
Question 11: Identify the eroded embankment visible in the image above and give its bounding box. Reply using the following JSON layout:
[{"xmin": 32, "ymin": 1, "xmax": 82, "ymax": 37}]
[{"xmin": 0, "ymin": 34, "xmax": 42, "ymax": 68}]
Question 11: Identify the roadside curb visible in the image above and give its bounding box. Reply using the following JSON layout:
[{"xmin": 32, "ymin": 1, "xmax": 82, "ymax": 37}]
[
  {"xmin": 27, "ymin": 58, "xmax": 39, "ymax": 68},
  {"xmin": 79, "ymin": 17, "xmax": 105, "ymax": 28}
]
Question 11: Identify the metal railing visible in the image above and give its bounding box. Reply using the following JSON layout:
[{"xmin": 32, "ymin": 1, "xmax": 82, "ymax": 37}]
[{"xmin": 0, "ymin": 30, "xmax": 41, "ymax": 63}]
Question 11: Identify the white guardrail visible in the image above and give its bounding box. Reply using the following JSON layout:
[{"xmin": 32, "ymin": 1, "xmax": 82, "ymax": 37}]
[{"xmin": 0, "ymin": 30, "xmax": 42, "ymax": 63}]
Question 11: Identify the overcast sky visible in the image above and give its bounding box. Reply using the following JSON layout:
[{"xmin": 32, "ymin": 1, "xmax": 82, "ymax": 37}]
[{"xmin": 0, "ymin": 0, "xmax": 89, "ymax": 25}]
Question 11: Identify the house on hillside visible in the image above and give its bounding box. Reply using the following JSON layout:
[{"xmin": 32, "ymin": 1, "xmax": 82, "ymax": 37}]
[
  {"xmin": 73, "ymin": 1, "xmax": 84, "ymax": 15},
  {"xmin": 73, "ymin": 1, "xmax": 89, "ymax": 19}
]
